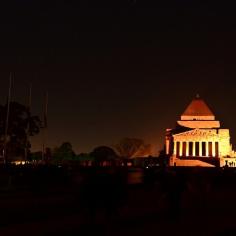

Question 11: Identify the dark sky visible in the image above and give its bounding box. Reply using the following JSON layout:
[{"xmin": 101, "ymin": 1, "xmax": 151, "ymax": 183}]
[{"xmin": 0, "ymin": 1, "xmax": 236, "ymax": 154}]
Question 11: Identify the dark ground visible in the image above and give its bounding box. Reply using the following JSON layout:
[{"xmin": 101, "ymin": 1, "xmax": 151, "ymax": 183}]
[{"xmin": 0, "ymin": 166, "xmax": 235, "ymax": 236}]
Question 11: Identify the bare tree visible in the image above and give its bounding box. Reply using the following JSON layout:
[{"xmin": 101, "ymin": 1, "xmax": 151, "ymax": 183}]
[{"xmin": 115, "ymin": 138, "xmax": 152, "ymax": 158}]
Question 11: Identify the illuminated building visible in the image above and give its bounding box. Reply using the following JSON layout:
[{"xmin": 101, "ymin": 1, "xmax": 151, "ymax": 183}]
[{"xmin": 166, "ymin": 95, "xmax": 236, "ymax": 167}]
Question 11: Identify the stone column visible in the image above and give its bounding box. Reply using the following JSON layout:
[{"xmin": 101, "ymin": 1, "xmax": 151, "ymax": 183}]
[
  {"xmin": 193, "ymin": 141, "xmax": 196, "ymax": 157},
  {"xmin": 166, "ymin": 139, "xmax": 170, "ymax": 155},
  {"xmin": 186, "ymin": 142, "xmax": 189, "ymax": 157},
  {"xmin": 173, "ymin": 141, "xmax": 177, "ymax": 155},
  {"xmin": 199, "ymin": 141, "xmax": 202, "ymax": 157},
  {"xmin": 179, "ymin": 142, "xmax": 183, "ymax": 157},
  {"xmin": 212, "ymin": 142, "xmax": 216, "ymax": 157},
  {"xmin": 206, "ymin": 141, "xmax": 209, "ymax": 157}
]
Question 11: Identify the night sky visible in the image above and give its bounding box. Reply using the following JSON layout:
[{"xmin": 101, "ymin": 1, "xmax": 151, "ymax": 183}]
[{"xmin": 0, "ymin": 1, "xmax": 236, "ymax": 154}]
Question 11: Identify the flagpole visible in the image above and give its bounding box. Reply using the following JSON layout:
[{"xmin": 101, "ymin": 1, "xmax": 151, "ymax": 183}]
[
  {"xmin": 28, "ymin": 83, "xmax": 32, "ymax": 110},
  {"xmin": 25, "ymin": 83, "xmax": 32, "ymax": 163},
  {"xmin": 3, "ymin": 73, "xmax": 13, "ymax": 165},
  {"xmin": 42, "ymin": 92, "xmax": 48, "ymax": 162}
]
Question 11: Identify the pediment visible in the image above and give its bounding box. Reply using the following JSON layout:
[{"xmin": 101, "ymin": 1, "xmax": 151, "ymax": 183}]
[{"xmin": 173, "ymin": 129, "xmax": 218, "ymax": 138}]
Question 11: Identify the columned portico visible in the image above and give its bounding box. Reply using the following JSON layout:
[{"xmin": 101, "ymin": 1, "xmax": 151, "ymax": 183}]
[{"xmin": 174, "ymin": 140, "xmax": 220, "ymax": 158}]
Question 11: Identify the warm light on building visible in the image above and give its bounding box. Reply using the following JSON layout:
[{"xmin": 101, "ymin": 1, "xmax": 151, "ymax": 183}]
[
  {"xmin": 166, "ymin": 95, "xmax": 236, "ymax": 167},
  {"xmin": 13, "ymin": 161, "xmax": 26, "ymax": 165}
]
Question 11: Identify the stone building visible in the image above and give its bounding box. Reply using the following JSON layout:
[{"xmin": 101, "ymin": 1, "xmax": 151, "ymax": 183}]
[{"xmin": 166, "ymin": 95, "xmax": 236, "ymax": 167}]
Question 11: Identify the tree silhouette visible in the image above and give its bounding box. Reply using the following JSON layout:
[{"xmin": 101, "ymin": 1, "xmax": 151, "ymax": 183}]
[
  {"xmin": 115, "ymin": 138, "xmax": 152, "ymax": 158},
  {"xmin": 76, "ymin": 153, "xmax": 94, "ymax": 166},
  {"xmin": 30, "ymin": 151, "xmax": 43, "ymax": 162},
  {"xmin": 158, "ymin": 146, "xmax": 169, "ymax": 167},
  {"xmin": 53, "ymin": 142, "xmax": 76, "ymax": 163},
  {"xmin": 91, "ymin": 146, "xmax": 117, "ymax": 165},
  {"xmin": 0, "ymin": 101, "xmax": 41, "ymax": 162}
]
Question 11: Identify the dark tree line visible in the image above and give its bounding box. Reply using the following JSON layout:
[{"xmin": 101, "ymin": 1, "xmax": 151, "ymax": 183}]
[
  {"xmin": 0, "ymin": 101, "xmax": 162, "ymax": 166},
  {"xmin": 43, "ymin": 138, "xmax": 153, "ymax": 166}
]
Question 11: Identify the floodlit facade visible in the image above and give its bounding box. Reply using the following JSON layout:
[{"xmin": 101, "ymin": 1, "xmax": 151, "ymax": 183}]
[{"xmin": 166, "ymin": 95, "xmax": 236, "ymax": 167}]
